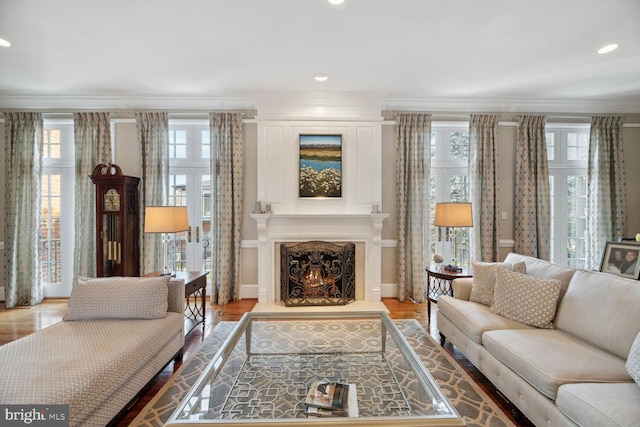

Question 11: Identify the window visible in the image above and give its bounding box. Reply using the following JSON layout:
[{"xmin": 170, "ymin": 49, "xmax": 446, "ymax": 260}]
[
  {"xmin": 546, "ymin": 125, "xmax": 589, "ymax": 268},
  {"xmin": 430, "ymin": 125, "xmax": 470, "ymax": 267},
  {"xmin": 168, "ymin": 121, "xmax": 212, "ymax": 292},
  {"xmin": 41, "ymin": 121, "xmax": 74, "ymax": 297}
]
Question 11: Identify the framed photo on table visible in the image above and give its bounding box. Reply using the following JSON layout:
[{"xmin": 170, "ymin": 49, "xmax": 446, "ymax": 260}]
[{"xmin": 600, "ymin": 241, "xmax": 640, "ymax": 280}]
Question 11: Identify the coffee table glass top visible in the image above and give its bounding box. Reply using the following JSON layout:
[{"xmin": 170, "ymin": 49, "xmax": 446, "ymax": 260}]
[{"xmin": 166, "ymin": 311, "xmax": 463, "ymax": 426}]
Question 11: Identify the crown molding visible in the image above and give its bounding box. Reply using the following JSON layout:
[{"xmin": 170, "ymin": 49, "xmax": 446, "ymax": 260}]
[
  {"xmin": 0, "ymin": 91, "xmax": 638, "ymax": 115},
  {"xmin": 383, "ymin": 96, "xmax": 640, "ymax": 115},
  {"xmin": 252, "ymin": 91, "xmax": 388, "ymax": 121},
  {"xmin": 0, "ymin": 93, "xmax": 255, "ymax": 111}
]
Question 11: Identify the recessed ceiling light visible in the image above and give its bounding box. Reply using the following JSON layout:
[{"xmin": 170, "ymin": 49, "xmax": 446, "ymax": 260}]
[
  {"xmin": 314, "ymin": 73, "xmax": 329, "ymax": 82},
  {"xmin": 598, "ymin": 43, "xmax": 619, "ymax": 54},
  {"xmin": 0, "ymin": 38, "xmax": 11, "ymax": 47},
  {"xmin": 328, "ymin": 0, "xmax": 345, "ymax": 5}
]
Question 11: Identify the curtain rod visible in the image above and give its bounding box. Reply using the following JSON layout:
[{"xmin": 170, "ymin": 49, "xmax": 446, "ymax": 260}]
[
  {"xmin": 391, "ymin": 113, "xmax": 471, "ymax": 119},
  {"xmin": 511, "ymin": 114, "xmax": 627, "ymax": 120},
  {"xmin": 0, "ymin": 110, "xmax": 252, "ymax": 117},
  {"xmin": 387, "ymin": 113, "xmax": 638, "ymax": 127},
  {"xmin": 391, "ymin": 113, "xmax": 623, "ymax": 120}
]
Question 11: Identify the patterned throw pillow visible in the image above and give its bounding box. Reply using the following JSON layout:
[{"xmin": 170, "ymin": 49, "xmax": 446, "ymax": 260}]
[
  {"xmin": 65, "ymin": 275, "xmax": 170, "ymax": 320},
  {"xmin": 626, "ymin": 332, "xmax": 640, "ymax": 387},
  {"xmin": 490, "ymin": 268, "xmax": 561, "ymax": 328},
  {"xmin": 469, "ymin": 261, "xmax": 527, "ymax": 306}
]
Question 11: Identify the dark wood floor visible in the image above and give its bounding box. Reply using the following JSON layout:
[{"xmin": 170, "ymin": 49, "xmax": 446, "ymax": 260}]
[{"xmin": 0, "ymin": 298, "xmax": 534, "ymax": 426}]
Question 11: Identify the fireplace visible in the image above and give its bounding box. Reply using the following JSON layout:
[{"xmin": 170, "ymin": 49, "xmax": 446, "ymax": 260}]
[
  {"xmin": 280, "ymin": 241, "xmax": 355, "ymax": 306},
  {"xmin": 251, "ymin": 213, "xmax": 388, "ymax": 304}
]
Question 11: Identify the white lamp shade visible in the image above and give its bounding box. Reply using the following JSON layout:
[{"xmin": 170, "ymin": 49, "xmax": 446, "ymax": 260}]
[
  {"xmin": 434, "ymin": 203, "xmax": 473, "ymax": 227},
  {"xmin": 144, "ymin": 206, "xmax": 189, "ymax": 233}
]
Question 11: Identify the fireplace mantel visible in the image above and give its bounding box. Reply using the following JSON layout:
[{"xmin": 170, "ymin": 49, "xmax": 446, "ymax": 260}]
[{"xmin": 251, "ymin": 213, "xmax": 388, "ymax": 304}]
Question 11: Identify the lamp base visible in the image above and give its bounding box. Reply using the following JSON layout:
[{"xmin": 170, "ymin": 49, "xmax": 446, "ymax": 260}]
[{"xmin": 161, "ymin": 265, "xmax": 175, "ymax": 277}]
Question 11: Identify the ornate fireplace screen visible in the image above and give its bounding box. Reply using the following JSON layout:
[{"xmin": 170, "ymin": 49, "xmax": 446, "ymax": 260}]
[{"xmin": 280, "ymin": 241, "xmax": 356, "ymax": 307}]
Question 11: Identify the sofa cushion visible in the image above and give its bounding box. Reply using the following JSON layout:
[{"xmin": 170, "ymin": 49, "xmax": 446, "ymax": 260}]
[
  {"xmin": 626, "ymin": 332, "xmax": 640, "ymax": 386},
  {"xmin": 483, "ymin": 329, "xmax": 631, "ymax": 400},
  {"xmin": 503, "ymin": 252, "xmax": 576, "ymax": 296},
  {"xmin": 556, "ymin": 383, "xmax": 640, "ymax": 427},
  {"xmin": 65, "ymin": 275, "xmax": 170, "ymax": 320},
  {"xmin": 469, "ymin": 261, "xmax": 526, "ymax": 306},
  {"xmin": 490, "ymin": 268, "xmax": 561, "ymax": 328},
  {"xmin": 438, "ymin": 295, "xmax": 533, "ymax": 344},
  {"xmin": 555, "ymin": 269, "xmax": 640, "ymax": 360}
]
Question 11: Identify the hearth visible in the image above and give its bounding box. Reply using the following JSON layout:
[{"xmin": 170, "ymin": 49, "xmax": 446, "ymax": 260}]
[{"xmin": 280, "ymin": 241, "xmax": 355, "ymax": 306}]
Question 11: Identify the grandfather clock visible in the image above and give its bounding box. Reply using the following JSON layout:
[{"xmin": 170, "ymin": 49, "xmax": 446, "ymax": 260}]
[{"xmin": 91, "ymin": 163, "xmax": 140, "ymax": 277}]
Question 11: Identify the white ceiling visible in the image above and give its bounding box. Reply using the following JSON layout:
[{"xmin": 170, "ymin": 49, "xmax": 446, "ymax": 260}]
[{"xmin": 1, "ymin": 0, "xmax": 639, "ymax": 113}]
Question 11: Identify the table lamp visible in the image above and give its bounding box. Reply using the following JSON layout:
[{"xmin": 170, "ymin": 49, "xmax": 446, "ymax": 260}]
[
  {"xmin": 144, "ymin": 206, "xmax": 189, "ymax": 275},
  {"xmin": 434, "ymin": 202, "xmax": 473, "ymax": 272}
]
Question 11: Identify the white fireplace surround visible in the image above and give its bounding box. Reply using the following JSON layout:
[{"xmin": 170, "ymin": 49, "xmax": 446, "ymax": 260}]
[
  {"xmin": 252, "ymin": 119, "xmax": 387, "ymax": 306},
  {"xmin": 251, "ymin": 213, "xmax": 388, "ymax": 304}
]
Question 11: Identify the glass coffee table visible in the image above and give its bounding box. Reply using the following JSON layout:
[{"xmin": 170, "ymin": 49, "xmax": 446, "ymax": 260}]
[{"xmin": 166, "ymin": 311, "xmax": 463, "ymax": 426}]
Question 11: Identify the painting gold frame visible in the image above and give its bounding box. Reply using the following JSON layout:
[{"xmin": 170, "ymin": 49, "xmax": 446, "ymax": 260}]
[{"xmin": 298, "ymin": 134, "xmax": 342, "ymax": 198}]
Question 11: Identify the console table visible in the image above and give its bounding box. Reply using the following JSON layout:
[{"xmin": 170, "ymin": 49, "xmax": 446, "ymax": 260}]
[
  {"xmin": 425, "ymin": 266, "xmax": 472, "ymax": 323},
  {"xmin": 145, "ymin": 271, "xmax": 208, "ymax": 336}
]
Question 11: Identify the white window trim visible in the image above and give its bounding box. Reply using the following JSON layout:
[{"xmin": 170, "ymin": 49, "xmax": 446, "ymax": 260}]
[
  {"xmin": 547, "ymin": 125, "xmax": 589, "ymax": 267},
  {"xmin": 42, "ymin": 120, "xmax": 75, "ymax": 296}
]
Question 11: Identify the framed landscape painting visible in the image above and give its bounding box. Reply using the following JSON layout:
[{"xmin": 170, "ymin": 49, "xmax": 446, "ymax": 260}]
[
  {"xmin": 600, "ymin": 241, "xmax": 640, "ymax": 280},
  {"xmin": 299, "ymin": 134, "xmax": 342, "ymax": 198}
]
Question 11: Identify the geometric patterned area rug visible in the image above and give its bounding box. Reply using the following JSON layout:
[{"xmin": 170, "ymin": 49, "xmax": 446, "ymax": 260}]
[{"xmin": 130, "ymin": 319, "xmax": 515, "ymax": 427}]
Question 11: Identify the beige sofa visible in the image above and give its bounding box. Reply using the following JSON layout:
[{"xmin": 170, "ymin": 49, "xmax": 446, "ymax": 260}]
[
  {"xmin": 0, "ymin": 275, "xmax": 185, "ymax": 427},
  {"xmin": 437, "ymin": 252, "xmax": 640, "ymax": 427}
]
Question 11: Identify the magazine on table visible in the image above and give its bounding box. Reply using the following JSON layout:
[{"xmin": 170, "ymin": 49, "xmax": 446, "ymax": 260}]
[
  {"xmin": 306, "ymin": 406, "xmax": 349, "ymax": 417},
  {"xmin": 305, "ymin": 380, "xmax": 358, "ymax": 417}
]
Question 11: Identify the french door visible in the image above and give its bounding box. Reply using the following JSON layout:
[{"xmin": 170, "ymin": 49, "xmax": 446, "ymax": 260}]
[
  {"xmin": 430, "ymin": 168, "xmax": 470, "ymax": 267},
  {"xmin": 168, "ymin": 169, "xmax": 212, "ymax": 293},
  {"xmin": 41, "ymin": 168, "xmax": 74, "ymax": 297}
]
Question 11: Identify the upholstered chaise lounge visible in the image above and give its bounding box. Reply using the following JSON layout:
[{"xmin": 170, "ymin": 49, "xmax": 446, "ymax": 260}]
[
  {"xmin": 437, "ymin": 252, "xmax": 640, "ymax": 427},
  {"xmin": 0, "ymin": 275, "xmax": 185, "ymax": 427}
]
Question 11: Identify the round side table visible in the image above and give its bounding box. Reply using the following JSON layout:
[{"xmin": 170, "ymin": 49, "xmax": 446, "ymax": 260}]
[{"xmin": 425, "ymin": 265, "xmax": 472, "ymax": 323}]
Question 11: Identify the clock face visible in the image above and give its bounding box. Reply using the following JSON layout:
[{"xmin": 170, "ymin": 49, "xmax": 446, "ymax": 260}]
[{"xmin": 104, "ymin": 189, "xmax": 120, "ymax": 211}]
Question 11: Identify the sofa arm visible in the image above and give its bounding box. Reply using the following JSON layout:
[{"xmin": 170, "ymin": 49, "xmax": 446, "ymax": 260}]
[
  {"xmin": 168, "ymin": 278, "xmax": 185, "ymax": 313},
  {"xmin": 452, "ymin": 278, "xmax": 473, "ymax": 301}
]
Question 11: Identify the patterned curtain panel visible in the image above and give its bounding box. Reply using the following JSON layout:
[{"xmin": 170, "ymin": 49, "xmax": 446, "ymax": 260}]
[
  {"xmin": 210, "ymin": 112, "xmax": 244, "ymax": 305},
  {"xmin": 586, "ymin": 116, "xmax": 627, "ymax": 269},
  {"xmin": 514, "ymin": 115, "xmax": 551, "ymax": 260},
  {"xmin": 136, "ymin": 112, "xmax": 169, "ymax": 275},
  {"xmin": 73, "ymin": 112, "xmax": 112, "ymax": 279},
  {"xmin": 395, "ymin": 113, "xmax": 431, "ymax": 302},
  {"xmin": 3, "ymin": 112, "xmax": 43, "ymax": 307},
  {"xmin": 469, "ymin": 114, "xmax": 500, "ymax": 262}
]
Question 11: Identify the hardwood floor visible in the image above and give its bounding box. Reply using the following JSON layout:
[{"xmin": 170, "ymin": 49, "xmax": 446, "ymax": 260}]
[{"xmin": 0, "ymin": 298, "xmax": 533, "ymax": 426}]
